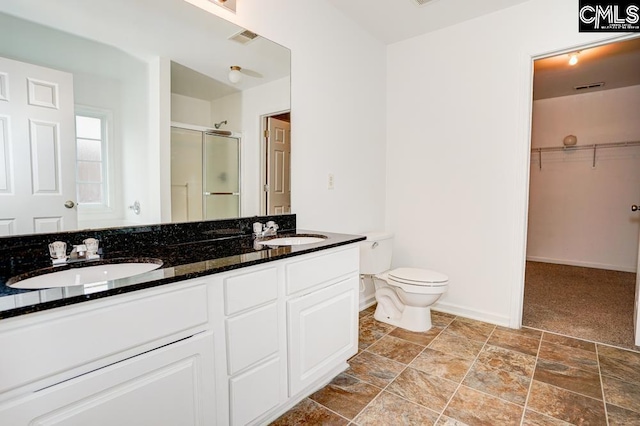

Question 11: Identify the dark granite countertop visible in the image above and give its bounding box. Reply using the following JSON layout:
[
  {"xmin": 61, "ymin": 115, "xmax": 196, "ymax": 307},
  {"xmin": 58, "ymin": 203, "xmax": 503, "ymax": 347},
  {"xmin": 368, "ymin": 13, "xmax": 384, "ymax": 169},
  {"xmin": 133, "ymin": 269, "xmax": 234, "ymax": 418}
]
[{"xmin": 0, "ymin": 229, "xmax": 365, "ymax": 320}]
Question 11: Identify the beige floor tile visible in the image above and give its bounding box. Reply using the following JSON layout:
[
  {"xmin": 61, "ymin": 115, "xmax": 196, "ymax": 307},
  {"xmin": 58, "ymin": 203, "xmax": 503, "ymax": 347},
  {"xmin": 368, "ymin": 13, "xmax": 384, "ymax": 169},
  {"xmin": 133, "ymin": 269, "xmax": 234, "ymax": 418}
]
[
  {"xmin": 443, "ymin": 385, "xmax": 523, "ymax": 425},
  {"xmin": 533, "ymin": 359, "xmax": 602, "ymax": 400},
  {"xmin": 542, "ymin": 332, "xmax": 596, "ymax": 352},
  {"xmin": 428, "ymin": 331, "xmax": 484, "ymax": 360},
  {"xmin": 388, "ymin": 325, "xmax": 443, "ymax": 346},
  {"xmin": 602, "ymin": 374, "xmax": 640, "ymax": 413},
  {"xmin": 521, "ymin": 409, "xmax": 573, "ymax": 425},
  {"xmin": 463, "ymin": 362, "xmax": 530, "ymax": 405},
  {"xmin": 366, "ymin": 335, "xmax": 425, "ymax": 364},
  {"xmin": 606, "ymin": 403, "xmax": 640, "ymax": 425},
  {"xmin": 359, "ymin": 304, "xmax": 376, "ymax": 318},
  {"xmin": 498, "ymin": 325, "xmax": 543, "ymax": 339},
  {"xmin": 526, "ymin": 380, "xmax": 606, "ymax": 425},
  {"xmin": 353, "ymin": 391, "xmax": 439, "ymax": 425},
  {"xmin": 309, "ymin": 373, "xmax": 380, "ymax": 420},
  {"xmin": 431, "ymin": 310, "xmax": 456, "ymax": 327},
  {"xmin": 386, "ymin": 367, "xmax": 458, "ymax": 412},
  {"xmin": 475, "ymin": 344, "xmax": 537, "ymax": 376},
  {"xmin": 435, "ymin": 415, "xmax": 469, "ymax": 425},
  {"xmin": 410, "ymin": 347, "xmax": 474, "ymax": 382},
  {"xmin": 359, "ymin": 315, "xmax": 395, "ymax": 350},
  {"xmin": 537, "ymin": 341, "xmax": 599, "ymax": 373},
  {"xmin": 598, "ymin": 344, "xmax": 640, "ymax": 383},
  {"xmin": 346, "ymin": 350, "xmax": 405, "ymax": 388},
  {"xmin": 269, "ymin": 398, "xmax": 348, "ymax": 425},
  {"xmin": 488, "ymin": 327, "xmax": 541, "ymax": 356},
  {"xmin": 445, "ymin": 318, "xmax": 495, "ymax": 343}
]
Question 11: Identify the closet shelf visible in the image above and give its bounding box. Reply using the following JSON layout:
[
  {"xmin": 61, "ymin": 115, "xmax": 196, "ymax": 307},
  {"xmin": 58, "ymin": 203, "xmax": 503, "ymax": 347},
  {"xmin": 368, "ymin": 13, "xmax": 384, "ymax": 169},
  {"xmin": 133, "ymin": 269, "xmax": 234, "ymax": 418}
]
[{"xmin": 531, "ymin": 140, "xmax": 640, "ymax": 169}]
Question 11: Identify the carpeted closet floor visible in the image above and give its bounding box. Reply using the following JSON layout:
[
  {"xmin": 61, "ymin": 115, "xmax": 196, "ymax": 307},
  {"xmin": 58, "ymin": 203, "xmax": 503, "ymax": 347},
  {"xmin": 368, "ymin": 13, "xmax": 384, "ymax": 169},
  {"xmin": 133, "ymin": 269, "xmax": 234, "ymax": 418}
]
[{"xmin": 523, "ymin": 261, "xmax": 640, "ymax": 351}]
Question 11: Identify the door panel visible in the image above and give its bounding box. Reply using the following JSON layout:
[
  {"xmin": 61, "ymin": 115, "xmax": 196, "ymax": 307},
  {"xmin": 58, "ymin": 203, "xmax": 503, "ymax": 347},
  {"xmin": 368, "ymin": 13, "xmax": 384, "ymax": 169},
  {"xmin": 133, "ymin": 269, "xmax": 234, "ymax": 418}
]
[
  {"xmin": 0, "ymin": 56, "xmax": 76, "ymax": 235},
  {"xmin": 170, "ymin": 127, "xmax": 203, "ymax": 222},
  {"xmin": 267, "ymin": 117, "xmax": 290, "ymax": 215},
  {"xmin": 636, "ymin": 236, "xmax": 640, "ymax": 345},
  {"xmin": 203, "ymin": 133, "xmax": 240, "ymax": 220},
  {"xmin": 287, "ymin": 277, "xmax": 358, "ymax": 396}
]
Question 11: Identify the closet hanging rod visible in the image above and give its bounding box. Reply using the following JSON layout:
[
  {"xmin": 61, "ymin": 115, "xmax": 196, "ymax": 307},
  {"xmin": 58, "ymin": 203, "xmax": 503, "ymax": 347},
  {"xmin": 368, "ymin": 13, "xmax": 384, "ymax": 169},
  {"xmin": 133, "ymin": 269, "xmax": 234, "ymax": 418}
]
[
  {"xmin": 531, "ymin": 140, "xmax": 640, "ymax": 154},
  {"xmin": 532, "ymin": 140, "xmax": 640, "ymax": 170}
]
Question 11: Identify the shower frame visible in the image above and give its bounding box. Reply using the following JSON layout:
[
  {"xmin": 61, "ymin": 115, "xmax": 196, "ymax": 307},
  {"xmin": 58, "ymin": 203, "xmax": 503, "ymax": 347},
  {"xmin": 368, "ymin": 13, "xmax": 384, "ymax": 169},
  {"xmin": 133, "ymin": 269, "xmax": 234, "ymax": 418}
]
[{"xmin": 170, "ymin": 121, "xmax": 242, "ymax": 221}]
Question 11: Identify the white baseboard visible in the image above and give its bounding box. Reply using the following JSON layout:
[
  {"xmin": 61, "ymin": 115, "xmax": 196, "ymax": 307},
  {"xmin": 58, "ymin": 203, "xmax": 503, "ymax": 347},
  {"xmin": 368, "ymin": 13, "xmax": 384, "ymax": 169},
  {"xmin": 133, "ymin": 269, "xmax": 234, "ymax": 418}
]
[
  {"xmin": 432, "ymin": 301, "xmax": 511, "ymax": 328},
  {"xmin": 359, "ymin": 294, "xmax": 376, "ymax": 311},
  {"xmin": 526, "ymin": 256, "xmax": 636, "ymax": 273}
]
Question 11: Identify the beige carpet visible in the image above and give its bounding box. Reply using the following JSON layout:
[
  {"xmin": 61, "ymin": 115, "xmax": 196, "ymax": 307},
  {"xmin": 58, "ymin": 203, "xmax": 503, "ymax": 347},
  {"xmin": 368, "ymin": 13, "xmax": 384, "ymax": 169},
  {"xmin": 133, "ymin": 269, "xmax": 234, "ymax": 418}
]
[{"xmin": 523, "ymin": 261, "xmax": 640, "ymax": 351}]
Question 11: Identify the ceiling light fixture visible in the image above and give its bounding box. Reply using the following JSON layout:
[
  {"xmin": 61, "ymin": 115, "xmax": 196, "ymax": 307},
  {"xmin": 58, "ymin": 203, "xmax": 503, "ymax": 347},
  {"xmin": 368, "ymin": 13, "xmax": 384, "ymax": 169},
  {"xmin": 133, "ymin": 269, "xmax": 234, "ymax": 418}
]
[
  {"xmin": 568, "ymin": 52, "xmax": 580, "ymax": 66},
  {"xmin": 228, "ymin": 65, "xmax": 242, "ymax": 84}
]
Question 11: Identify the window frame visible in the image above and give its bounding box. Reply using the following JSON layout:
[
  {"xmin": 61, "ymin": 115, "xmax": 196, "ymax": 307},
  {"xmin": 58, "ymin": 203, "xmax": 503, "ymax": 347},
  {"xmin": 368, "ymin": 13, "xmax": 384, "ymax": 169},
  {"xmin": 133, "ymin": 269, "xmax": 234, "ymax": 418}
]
[{"xmin": 74, "ymin": 106, "xmax": 115, "ymax": 216}]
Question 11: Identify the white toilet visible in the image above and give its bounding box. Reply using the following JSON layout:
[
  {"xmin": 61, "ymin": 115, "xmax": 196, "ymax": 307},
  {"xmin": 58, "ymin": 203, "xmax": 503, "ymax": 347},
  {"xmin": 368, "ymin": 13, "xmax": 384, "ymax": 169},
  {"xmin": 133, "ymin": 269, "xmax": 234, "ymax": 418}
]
[{"xmin": 360, "ymin": 232, "xmax": 448, "ymax": 332}]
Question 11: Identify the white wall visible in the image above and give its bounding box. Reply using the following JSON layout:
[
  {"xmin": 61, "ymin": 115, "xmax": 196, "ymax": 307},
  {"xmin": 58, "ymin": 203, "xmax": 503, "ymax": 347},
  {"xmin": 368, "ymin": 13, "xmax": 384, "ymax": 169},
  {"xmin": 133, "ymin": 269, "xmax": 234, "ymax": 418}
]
[
  {"xmin": 185, "ymin": 0, "xmax": 387, "ymax": 234},
  {"xmin": 241, "ymin": 77, "xmax": 290, "ymax": 216},
  {"xmin": 212, "ymin": 92, "xmax": 242, "ymax": 133},
  {"xmin": 527, "ymin": 86, "xmax": 640, "ymax": 272},
  {"xmin": 171, "ymin": 93, "xmax": 212, "ymax": 127},
  {"xmin": 386, "ymin": 0, "xmax": 636, "ymax": 326}
]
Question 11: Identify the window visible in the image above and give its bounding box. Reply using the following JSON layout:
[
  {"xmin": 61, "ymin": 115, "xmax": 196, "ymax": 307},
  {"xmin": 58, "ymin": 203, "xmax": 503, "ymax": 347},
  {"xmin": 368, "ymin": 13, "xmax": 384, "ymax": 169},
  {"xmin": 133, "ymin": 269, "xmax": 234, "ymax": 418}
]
[{"xmin": 75, "ymin": 109, "xmax": 110, "ymax": 208}]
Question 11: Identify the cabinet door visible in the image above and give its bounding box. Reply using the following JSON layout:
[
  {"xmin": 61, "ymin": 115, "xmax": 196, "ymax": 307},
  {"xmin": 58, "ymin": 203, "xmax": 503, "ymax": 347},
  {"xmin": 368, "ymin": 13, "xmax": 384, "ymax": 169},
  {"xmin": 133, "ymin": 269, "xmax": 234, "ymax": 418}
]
[
  {"xmin": 0, "ymin": 332, "xmax": 216, "ymax": 426},
  {"xmin": 287, "ymin": 276, "xmax": 358, "ymax": 396}
]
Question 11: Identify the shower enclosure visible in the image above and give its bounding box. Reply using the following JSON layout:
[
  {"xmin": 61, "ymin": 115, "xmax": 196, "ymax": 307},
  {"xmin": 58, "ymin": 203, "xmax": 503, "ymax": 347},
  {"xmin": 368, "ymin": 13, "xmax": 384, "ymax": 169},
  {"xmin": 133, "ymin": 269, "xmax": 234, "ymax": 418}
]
[{"xmin": 170, "ymin": 126, "xmax": 240, "ymax": 221}]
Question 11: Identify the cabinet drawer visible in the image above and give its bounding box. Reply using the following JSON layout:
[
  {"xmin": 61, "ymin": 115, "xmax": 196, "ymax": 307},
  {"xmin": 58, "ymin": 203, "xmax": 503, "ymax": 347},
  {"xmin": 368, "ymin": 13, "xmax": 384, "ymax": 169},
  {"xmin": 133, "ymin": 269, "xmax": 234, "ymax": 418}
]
[
  {"xmin": 285, "ymin": 246, "xmax": 359, "ymax": 295},
  {"xmin": 226, "ymin": 303, "xmax": 279, "ymax": 375},
  {"xmin": 0, "ymin": 284, "xmax": 209, "ymax": 396},
  {"xmin": 229, "ymin": 356, "xmax": 282, "ymax": 426},
  {"xmin": 224, "ymin": 267, "xmax": 278, "ymax": 315}
]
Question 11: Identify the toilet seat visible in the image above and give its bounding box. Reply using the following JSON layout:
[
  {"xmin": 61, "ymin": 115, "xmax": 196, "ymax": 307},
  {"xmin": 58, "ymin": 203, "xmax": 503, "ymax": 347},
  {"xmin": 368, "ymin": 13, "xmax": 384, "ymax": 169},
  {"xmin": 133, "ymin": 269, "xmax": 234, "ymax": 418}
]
[
  {"xmin": 375, "ymin": 267, "xmax": 448, "ymax": 295},
  {"xmin": 388, "ymin": 267, "xmax": 448, "ymax": 287}
]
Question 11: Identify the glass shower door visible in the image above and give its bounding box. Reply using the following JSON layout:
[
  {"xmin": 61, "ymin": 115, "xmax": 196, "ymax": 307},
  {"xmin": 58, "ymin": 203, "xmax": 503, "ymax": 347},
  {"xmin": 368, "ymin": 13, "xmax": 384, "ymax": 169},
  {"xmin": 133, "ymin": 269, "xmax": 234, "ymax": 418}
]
[{"xmin": 203, "ymin": 133, "xmax": 240, "ymax": 219}]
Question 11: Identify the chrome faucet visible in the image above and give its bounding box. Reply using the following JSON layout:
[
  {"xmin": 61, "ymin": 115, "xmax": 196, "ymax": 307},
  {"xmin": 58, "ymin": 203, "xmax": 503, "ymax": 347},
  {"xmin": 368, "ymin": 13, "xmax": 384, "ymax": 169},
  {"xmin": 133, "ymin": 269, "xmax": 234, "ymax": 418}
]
[
  {"xmin": 49, "ymin": 238, "xmax": 101, "ymax": 265},
  {"xmin": 69, "ymin": 244, "xmax": 88, "ymax": 260},
  {"xmin": 253, "ymin": 221, "xmax": 279, "ymax": 239}
]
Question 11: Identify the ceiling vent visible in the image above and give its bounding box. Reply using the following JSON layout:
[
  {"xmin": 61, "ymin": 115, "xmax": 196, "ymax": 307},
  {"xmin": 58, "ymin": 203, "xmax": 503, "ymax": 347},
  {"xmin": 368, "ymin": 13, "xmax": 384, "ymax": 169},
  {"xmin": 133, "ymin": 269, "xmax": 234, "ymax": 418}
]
[
  {"xmin": 574, "ymin": 82, "xmax": 605, "ymax": 91},
  {"xmin": 412, "ymin": 0, "xmax": 436, "ymax": 5},
  {"xmin": 229, "ymin": 29, "xmax": 259, "ymax": 45}
]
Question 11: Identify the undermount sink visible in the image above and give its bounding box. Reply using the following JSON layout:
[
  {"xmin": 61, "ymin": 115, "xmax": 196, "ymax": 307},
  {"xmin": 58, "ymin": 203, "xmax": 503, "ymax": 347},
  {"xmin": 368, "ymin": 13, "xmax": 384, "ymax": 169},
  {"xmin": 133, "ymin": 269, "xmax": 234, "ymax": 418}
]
[
  {"xmin": 257, "ymin": 235, "xmax": 327, "ymax": 246},
  {"xmin": 8, "ymin": 259, "xmax": 163, "ymax": 290}
]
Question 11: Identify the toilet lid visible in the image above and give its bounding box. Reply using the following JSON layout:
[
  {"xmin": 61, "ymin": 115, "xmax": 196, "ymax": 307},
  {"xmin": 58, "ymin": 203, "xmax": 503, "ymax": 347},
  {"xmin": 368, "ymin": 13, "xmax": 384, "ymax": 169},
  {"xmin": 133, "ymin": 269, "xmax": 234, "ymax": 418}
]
[{"xmin": 388, "ymin": 267, "xmax": 448, "ymax": 285}]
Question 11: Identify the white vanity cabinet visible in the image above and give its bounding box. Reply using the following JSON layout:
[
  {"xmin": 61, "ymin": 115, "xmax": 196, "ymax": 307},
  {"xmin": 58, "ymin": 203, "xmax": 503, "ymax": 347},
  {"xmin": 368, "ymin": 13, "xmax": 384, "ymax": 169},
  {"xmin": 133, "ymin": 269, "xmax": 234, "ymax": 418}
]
[
  {"xmin": 0, "ymin": 281, "xmax": 218, "ymax": 425},
  {"xmin": 285, "ymin": 246, "xmax": 360, "ymax": 397},
  {"xmin": 216, "ymin": 265, "xmax": 287, "ymax": 426},
  {"xmin": 212, "ymin": 244, "xmax": 360, "ymax": 425},
  {"xmin": 0, "ymin": 242, "xmax": 360, "ymax": 426},
  {"xmin": 0, "ymin": 331, "xmax": 216, "ymax": 425}
]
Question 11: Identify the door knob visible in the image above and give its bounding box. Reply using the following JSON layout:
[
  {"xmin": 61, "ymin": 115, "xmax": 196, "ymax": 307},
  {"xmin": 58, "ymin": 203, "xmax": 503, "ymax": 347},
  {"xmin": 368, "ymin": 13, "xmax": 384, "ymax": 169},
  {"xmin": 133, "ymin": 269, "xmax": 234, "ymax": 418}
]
[
  {"xmin": 64, "ymin": 200, "xmax": 75, "ymax": 209},
  {"xmin": 632, "ymin": 205, "xmax": 639, "ymax": 212}
]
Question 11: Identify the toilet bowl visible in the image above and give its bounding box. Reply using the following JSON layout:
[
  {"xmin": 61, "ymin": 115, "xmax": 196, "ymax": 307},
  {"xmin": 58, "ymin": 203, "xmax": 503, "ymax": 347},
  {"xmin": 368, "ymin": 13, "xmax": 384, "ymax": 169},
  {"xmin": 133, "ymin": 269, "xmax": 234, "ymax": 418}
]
[
  {"xmin": 372, "ymin": 267, "xmax": 448, "ymax": 332},
  {"xmin": 360, "ymin": 233, "xmax": 448, "ymax": 332}
]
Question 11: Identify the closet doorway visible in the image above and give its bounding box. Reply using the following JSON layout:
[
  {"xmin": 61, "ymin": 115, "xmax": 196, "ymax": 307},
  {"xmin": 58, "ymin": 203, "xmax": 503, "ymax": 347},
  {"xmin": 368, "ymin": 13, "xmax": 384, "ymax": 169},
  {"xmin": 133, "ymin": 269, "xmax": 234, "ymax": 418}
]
[{"xmin": 523, "ymin": 37, "xmax": 640, "ymax": 350}]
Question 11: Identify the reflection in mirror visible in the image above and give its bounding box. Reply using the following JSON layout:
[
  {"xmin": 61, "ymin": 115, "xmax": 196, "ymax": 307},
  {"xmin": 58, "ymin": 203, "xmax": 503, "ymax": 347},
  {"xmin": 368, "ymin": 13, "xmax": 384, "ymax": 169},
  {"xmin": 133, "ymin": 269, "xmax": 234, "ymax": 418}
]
[
  {"xmin": 0, "ymin": 0, "xmax": 291, "ymax": 237},
  {"xmin": 171, "ymin": 126, "xmax": 240, "ymax": 221}
]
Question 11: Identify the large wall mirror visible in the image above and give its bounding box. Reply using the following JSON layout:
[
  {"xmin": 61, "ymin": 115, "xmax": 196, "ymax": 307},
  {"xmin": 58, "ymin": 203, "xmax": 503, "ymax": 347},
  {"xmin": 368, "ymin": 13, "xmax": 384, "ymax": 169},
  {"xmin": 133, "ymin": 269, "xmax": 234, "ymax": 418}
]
[{"xmin": 0, "ymin": 0, "xmax": 291, "ymax": 237}]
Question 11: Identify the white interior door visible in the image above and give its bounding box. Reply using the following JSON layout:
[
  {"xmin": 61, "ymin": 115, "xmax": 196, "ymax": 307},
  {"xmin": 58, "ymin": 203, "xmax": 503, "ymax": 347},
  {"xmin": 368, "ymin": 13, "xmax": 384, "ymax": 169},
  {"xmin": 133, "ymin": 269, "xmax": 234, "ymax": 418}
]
[
  {"xmin": 266, "ymin": 117, "xmax": 291, "ymax": 215},
  {"xmin": 0, "ymin": 56, "xmax": 76, "ymax": 236},
  {"xmin": 635, "ymin": 204, "xmax": 640, "ymax": 346}
]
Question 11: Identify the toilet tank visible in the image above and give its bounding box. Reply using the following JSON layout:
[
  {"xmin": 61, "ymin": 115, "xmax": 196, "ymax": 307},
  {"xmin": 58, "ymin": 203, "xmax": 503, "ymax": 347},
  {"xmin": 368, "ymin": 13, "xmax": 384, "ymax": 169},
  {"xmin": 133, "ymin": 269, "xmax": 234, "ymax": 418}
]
[{"xmin": 359, "ymin": 232, "xmax": 393, "ymax": 275}]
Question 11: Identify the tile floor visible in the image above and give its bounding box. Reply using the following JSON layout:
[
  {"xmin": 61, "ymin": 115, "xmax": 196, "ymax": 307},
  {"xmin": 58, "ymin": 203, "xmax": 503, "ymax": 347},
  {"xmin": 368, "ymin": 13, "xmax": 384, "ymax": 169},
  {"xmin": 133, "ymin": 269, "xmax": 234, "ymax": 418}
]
[{"xmin": 271, "ymin": 306, "xmax": 640, "ymax": 425}]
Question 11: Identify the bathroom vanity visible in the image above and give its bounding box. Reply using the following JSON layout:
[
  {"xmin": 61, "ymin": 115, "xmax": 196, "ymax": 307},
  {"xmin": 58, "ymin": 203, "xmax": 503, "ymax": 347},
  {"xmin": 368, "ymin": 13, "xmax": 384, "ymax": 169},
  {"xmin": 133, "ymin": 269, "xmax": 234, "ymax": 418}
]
[{"xmin": 0, "ymin": 215, "xmax": 364, "ymax": 425}]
